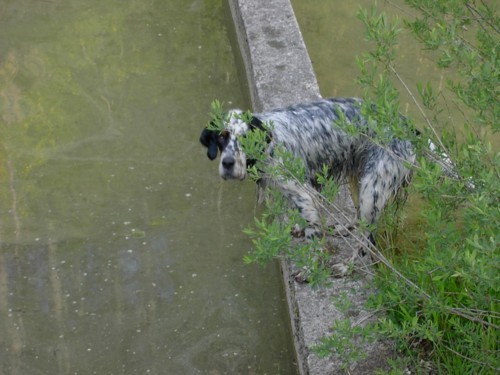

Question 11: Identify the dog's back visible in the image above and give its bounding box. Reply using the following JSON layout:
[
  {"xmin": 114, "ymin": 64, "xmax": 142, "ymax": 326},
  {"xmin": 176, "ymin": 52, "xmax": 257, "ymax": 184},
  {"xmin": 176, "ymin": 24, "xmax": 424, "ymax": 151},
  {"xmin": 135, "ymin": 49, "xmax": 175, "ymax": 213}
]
[
  {"xmin": 255, "ymin": 98, "xmax": 415, "ymax": 186},
  {"xmin": 255, "ymin": 98, "xmax": 362, "ymax": 181}
]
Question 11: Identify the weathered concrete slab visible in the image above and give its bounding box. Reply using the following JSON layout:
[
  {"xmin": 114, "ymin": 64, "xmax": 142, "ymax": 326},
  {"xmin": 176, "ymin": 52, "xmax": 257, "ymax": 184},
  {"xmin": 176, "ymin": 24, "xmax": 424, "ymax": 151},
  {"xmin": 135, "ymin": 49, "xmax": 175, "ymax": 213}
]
[
  {"xmin": 228, "ymin": 0, "xmax": 320, "ymax": 112},
  {"xmin": 228, "ymin": 1, "xmax": 393, "ymax": 374}
]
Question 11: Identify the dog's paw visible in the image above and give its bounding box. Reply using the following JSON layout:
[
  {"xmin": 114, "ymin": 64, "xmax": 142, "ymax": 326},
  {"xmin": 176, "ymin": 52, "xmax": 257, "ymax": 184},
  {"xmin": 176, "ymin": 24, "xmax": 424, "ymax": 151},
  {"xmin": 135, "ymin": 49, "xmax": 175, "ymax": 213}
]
[
  {"xmin": 292, "ymin": 268, "xmax": 310, "ymax": 284},
  {"xmin": 330, "ymin": 261, "xmax": 352, "ymax": 277},
  {"xmin": 330, "ymin": 222, "xmax": 356, "ymax": 238},
  {"xmin": 305, "ymin": 227, "xmax": 321, "ymax": 240},
  {"xmin": 292, "ymin": 225, "xmax": 321, "ymax": 240},
  {"xmin": 291, "ymin": 224, "xmax": 305, "ymax": 238}
]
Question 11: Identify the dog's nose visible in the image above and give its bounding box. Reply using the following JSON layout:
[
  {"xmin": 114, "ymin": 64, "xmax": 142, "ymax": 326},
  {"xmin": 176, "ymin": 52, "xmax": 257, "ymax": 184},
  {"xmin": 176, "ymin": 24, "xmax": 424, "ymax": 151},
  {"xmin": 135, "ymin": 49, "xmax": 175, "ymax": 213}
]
[{"xmin": 222, "ymin": 156, "xmax": 235, "ymax": 169}]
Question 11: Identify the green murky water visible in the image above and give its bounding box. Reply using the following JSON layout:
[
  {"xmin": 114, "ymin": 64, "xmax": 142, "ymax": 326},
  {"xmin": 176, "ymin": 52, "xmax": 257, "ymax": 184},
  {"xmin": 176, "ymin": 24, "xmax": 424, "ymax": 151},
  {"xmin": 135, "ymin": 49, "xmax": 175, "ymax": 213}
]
[
  {"xmin": 292, "ymin": 0, "xmax": 460, "ymax": 122},
  {"xmin": 0, "ymin": 1, "xmax": 297, "ymax": 373}
]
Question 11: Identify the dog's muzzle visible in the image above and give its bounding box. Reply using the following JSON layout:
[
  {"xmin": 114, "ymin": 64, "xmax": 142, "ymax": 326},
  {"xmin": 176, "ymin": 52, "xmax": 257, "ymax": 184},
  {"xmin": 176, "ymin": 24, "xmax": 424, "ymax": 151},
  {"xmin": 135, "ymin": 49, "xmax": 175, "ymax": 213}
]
[
  {"xmin": 219, "ymin": 155, "xmax": 246, "ymax": 180},
  {"xmin": 221, "ymin": 156, "xmax": 236, "ymax": 180},
  {"xmin": 222, "ymin": 156, "xmax": 235, "ymax": 170}
]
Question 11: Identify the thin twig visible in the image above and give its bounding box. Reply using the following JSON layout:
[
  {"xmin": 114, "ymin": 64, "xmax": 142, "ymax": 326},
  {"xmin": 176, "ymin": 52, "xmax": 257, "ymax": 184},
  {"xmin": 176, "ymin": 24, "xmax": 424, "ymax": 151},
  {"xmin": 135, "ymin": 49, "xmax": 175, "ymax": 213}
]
[
  {"xmin": 389, "ymin": 65, "xmax": 449, "ymax": 155},
  {"xmin": 465, "ymin": 2, "xmax": 500, "ymax": 35},
  {"xmin": 442, "ymin": 344, "xmax": 500, "ymax": 372}
]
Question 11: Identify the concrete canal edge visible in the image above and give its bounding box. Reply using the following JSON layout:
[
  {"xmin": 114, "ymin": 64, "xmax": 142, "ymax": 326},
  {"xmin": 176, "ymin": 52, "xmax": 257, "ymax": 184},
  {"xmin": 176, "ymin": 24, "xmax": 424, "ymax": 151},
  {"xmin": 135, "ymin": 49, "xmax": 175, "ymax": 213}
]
[{"xmin": 228, "ymin": 0, "xmax": 395, "ymax": 374}]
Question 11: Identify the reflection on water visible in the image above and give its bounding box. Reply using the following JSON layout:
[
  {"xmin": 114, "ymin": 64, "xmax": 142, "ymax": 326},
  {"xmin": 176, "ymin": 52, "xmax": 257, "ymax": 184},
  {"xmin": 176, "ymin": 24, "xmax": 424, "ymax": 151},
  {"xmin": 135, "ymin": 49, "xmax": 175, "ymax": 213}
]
[{"xmin": 0, "ymin": 0, "xmax": 297, "ymax": 373}]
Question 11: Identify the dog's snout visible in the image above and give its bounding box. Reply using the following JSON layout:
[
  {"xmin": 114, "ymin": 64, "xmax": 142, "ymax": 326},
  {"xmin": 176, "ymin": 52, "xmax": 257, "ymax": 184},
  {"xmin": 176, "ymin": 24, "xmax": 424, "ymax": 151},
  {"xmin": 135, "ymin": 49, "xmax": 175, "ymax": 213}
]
[{"xmin": 222, "ymin": 156, "xmax": 235, "ymax": 169}]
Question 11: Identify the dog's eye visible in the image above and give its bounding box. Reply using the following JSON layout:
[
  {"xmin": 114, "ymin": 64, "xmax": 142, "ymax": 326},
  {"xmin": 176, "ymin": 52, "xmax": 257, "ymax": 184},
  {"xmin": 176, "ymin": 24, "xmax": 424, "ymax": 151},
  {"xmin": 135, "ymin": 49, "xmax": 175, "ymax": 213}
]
[
  {"xmin": 218, "ymin": 130, "xmax": 229, "ymax": 141},
  {"xmin": 216, "ymin": 130, "xmax": 230, "ymax": 150}
]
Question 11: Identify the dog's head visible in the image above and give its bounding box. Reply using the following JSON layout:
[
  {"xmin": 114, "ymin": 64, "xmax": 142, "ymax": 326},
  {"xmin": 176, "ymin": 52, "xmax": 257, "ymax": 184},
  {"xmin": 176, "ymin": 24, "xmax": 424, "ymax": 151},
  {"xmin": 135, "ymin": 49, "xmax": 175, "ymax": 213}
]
[{"xmin": 200, "ymin": 109, "xmax": 265, "ymax": 181}]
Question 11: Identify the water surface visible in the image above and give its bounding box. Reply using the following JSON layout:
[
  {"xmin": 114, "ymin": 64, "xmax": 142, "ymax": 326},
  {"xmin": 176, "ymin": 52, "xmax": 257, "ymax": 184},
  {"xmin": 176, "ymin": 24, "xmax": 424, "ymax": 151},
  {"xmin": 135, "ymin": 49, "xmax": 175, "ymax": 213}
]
[{"xmin": 0, "ymin": 1, "xmax": 297, "ymax": 373}]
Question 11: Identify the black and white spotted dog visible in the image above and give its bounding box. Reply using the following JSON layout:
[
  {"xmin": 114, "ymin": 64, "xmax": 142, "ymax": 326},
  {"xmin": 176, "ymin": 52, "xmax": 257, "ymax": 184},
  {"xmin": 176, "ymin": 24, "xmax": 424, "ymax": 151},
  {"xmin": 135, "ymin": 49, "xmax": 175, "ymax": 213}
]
[{"xmin": 199, "ymin": 97, "xmax": 416, "ymax": 244}]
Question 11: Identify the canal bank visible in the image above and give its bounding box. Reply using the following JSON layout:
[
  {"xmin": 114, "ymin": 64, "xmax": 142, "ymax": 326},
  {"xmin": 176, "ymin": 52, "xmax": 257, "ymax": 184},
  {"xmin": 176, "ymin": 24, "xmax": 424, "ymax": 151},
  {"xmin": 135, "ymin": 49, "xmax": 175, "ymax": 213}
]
[{"xmin": 227, "ymin": 0, "xmax": 394, "ymax": 373}]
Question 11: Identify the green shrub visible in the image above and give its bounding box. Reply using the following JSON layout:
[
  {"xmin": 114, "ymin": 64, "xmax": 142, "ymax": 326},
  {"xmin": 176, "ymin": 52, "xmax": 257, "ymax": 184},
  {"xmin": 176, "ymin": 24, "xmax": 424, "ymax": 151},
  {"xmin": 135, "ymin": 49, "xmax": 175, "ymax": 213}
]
[{"xmin": 356, "ymin": 2, "xmax": 499, "ymax": 373}]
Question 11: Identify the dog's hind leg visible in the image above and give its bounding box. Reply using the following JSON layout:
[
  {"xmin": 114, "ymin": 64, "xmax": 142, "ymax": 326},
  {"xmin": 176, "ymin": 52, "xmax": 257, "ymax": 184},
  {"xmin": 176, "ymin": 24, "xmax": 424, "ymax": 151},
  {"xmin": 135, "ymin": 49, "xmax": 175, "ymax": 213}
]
[{"xmin": 357, "ymin": 158, "xmax": 402, "ymax": 247}]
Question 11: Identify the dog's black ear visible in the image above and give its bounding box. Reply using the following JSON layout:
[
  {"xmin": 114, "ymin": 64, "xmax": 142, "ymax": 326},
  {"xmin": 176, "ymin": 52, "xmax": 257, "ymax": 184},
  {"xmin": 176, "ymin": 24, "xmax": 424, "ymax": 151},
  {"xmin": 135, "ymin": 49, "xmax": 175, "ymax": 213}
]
[
  {"xmin": 249, "ymin": 116, "xmax": 272, "ymax": 143},
  {"xmin": 199, "ymin": 128, "xmax": 218, "ymax": 160},
  {"xmin": 249, "ymin": 116, "xmax": 264, "ymax": 131}
]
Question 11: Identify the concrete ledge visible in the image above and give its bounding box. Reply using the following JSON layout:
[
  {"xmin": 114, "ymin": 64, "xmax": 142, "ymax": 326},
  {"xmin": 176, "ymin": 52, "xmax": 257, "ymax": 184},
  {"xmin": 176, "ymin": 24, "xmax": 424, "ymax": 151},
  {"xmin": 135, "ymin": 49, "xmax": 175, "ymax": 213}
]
[
  {"xmin": 228, "ymin": 1, "xmax": 393, "ymax": 374},
  {"xmin": 228, "ymin": 0, "xmax": 320, "ymax": 112}
]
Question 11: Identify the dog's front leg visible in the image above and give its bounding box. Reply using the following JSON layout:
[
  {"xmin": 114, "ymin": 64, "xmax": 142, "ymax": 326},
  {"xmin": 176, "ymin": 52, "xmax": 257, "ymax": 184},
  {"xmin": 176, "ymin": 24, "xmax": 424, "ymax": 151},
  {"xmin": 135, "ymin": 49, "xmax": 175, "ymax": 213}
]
[{"xmin": 280, "ymin": 180, "xmax": 321, "ymax": 239}]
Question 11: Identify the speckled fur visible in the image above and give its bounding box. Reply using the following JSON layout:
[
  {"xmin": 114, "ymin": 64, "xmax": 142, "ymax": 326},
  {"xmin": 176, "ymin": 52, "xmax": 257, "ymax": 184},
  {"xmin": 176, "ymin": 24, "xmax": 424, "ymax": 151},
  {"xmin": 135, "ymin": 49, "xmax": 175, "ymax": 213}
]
[{"xmin": 200, "ymin": 98, "xmax": 416, "ymax": 240}]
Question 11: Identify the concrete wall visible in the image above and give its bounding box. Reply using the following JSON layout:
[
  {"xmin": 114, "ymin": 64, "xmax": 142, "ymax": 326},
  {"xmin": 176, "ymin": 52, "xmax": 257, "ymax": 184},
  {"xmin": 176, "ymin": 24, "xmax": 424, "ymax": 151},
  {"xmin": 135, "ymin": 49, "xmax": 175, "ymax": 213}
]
[
  {"xmin": 227, "ymin": 1, "xmax": 393, "ymax": 374},
  {"xmin": 228, "ymin": 1, "xmax": 319, "ymax": 373},
  {"xmin": 228, "ymin": 0, "xmax": 320, "ymax": 113}
]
